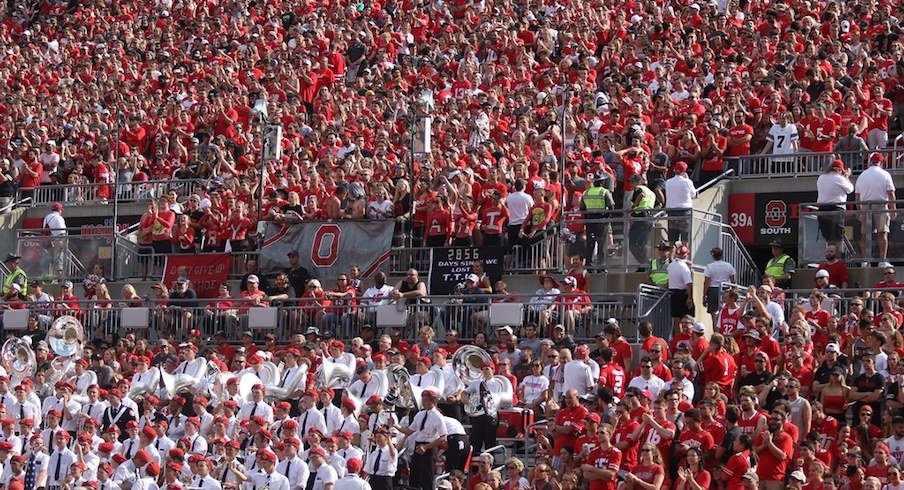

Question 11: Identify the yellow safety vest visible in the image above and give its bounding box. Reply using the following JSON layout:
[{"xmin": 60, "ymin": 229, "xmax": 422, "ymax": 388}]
[
  {"xmin": 765, "ymin": 254, "xmax": 791, "ymax": 278},
  {"xmin": 633, "ymin": 185, "xmax": 656, "ymax": 211},
  {"xmin": 2, "ymin": 268, "xmax": 27, "ymax": 296},
  {"xmin": 649, "ymin": 258, "xmax": 671, "ymax": 286},
  {"xmin": 582, "ymin": 187, "xmax": 611, "ymax": 211}
]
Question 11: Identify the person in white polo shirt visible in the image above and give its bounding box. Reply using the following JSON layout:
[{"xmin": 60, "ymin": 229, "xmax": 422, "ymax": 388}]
[
  {"xmin": 334, "ymin": 458, "xmax": 371, "ymax": 490},
  {"xmin": 855, "ymin": 152, "xmax": 896, "ymax": 267}
]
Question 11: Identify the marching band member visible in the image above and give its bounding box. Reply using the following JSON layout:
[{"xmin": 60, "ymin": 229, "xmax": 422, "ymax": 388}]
[
  {"xmin": 122, "ymin": 421, "xmax": 142, "ymax": 458},
  {"xmin": 192, "ymin": 397, "xmax": 215, "ymax": 436},
  {"xmin": 306, "ymin": 447, "xmax": 338, "ymax": 490},
  {"xmin": 364, "ymin": 427, "xmax": 396, "ymax": 490},
  {"xmin": 79, "ymin": 385, "xmax": 107, "ymax": 429},
  {"xmin": 102, "ymin": 390, "xmax": 137, "ymax": 438},
  {"xmin": 191, "ymin": 458, "xmax": 222, "ymax": 490},
  {"xmin": 11, "ymin": 384, "xmax": 42, "ymax": 431},
  {"xmin": 214, "ymin": 440, "xmax": 249, "ymax": 489},
  {"xmin": 248, "ymin": 449, "xmax": 291, "ymax": 490},
  {"xmin": 97, "ymin": 462, "xmax": 121, "ymax": 490},
  {"xmin": 319, "ymin": 389, "xmax": 343, "ymax": 434},
  {"xmin": 336, "ymin": 399, "xmax": 360, "ymax": 435},
  {"xmin": 297, "ymin": 390, "xmax": 328, "ymax": 441},
  {"xmin": 391, "ymin": 391, "xmax": 447, "ymax": 490},
  {"xmin": 347, "ymin": 366, "xmax": 386, "ymax": 401},
  {"xmin": 71, "ymin": 359, "xmax": 99, "ymax": 398},
  {"xmin": 47, "ymin": 431, "xmax": 77, "ymax": 488},
  {"xmin": 432, "ymin": 350, "xmax": 464, "ymax": 421},
  {"xmin": 42, "ymin": 382, "xmax": 82, "ymax": 435},
  {"xmin": 239, "ymin": 385, "xmax": 274, "ymax": 424},
  {"xmin": 183, "ymin": 417, "xmax": 208, "ymax": 455},
  {"xmin": 335, "ymin": 431, "xmax": 362, "ymax": 462},
  {"xmin": 276, "ymin": 437, "xmax": 310, "ymax": 490},
  {"xmin": 334, "ymin": 458, "xmax": 371, "ymax": 490},
  {"xmin": 152, "ymin": 419, "xmax": 177, "ymax": 455}
]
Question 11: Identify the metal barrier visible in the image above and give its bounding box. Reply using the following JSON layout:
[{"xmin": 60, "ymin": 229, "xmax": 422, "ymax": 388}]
[
  {"xmin": 636, "ymin": 285, "xmax": 671, "ymax": 341},
  {"xmin": 798, "ymin": 200, "xmax": 904, "ymax": 266},
  {"xmin": 16, "ymin": 228, "xmax": 112, "ymax": 282},
  {"xmin": 111, "ymin": 233, "xmax": 257, "ymax": 280},
  {"xmin": 718, "ymin": 282, "xmax": 870, "ymax": 322},
  {"xmin": 388, "ymin": 233, "xmax": 566, "ymax": 276},
  {"xmin": 727, "ymin": 148, "xmax": 903, "ymax": 179},
  {"xmin": 21, "ymin": 179, "xmax": 210, "ymax": 207}
]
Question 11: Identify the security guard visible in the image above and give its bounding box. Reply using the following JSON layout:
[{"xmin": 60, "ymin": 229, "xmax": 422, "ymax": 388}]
[
  {"xmin": 628, "ymin": 174, "xmax": 656, "ymax": 269},
  {"xmin": 2, "ymin": 254, "xmax": 26, "ymax": 299},
  {"xmin": 764, "ymin": 238, "xmax": 795, "ymax": 288},
  {"xmin": 581, "ymin": 171, "xmax": 615, "ymax": 270},
  {"xmin": 649, "ymin": 241, "xmax": 673, "ymax": 287}
]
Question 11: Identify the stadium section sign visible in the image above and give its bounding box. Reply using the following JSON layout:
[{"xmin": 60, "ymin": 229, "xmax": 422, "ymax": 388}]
[
  {"xmin": 728, "ymin": 191, "xmax": 817, "ymax": 247},
  {"xmin": 259, "ymin": 221, "xmax": 393, "ymax": 279}
]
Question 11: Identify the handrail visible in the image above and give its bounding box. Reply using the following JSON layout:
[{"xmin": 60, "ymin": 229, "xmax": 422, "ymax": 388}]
[
  {"xmin": 696, "ymin": 168, "xmax": 734, "ymax": 194},
  {"xmin": 0, "ymin": 196, "xmax": 31, "ymax": 214},
  {"xmin": 726, "ymin": 147, "xmax": 902, "ymax": 179},
  {"xmin": 636, "ymin": 284, "xmax": 669, "ymax": 318},
  {"xmin": 21, "ymin": 179, "xmax": 212, "ymax": 207}
]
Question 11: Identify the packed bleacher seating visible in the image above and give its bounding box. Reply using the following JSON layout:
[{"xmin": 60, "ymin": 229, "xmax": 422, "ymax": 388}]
[{"xmin": 0, "ymin": 0, "xmax": 903, "ymax": 489}]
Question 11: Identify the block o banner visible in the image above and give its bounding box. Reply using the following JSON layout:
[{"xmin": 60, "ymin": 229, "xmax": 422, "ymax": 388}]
[{"xmin": 259, "ymin": 221, "xmax": 394, "ymax": 279}]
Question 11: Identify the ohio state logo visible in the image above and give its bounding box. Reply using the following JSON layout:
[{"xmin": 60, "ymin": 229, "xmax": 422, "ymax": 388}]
[{"xmin": 764, "ymin": 200, "xmax": 787, "ymax": 228}]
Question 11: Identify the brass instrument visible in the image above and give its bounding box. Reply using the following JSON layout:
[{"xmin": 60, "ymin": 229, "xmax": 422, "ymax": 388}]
[
  {"xmin": 160, "ymin": 358, "xmax": 209, "ymax": 398},
  {"xmin": 45, "ymin": 315, "xmax": 84, "ymax": 386},
  {"xmin": 1, "ymin": 337, "xmax": 36, "ymax": 384},
  {"xmin": 128, "ymin": 366, "xmax": 161, "ymax": 399},
  {"xmin": 452, "ymin": 346, "xmax": 513, "ymax": 417},
  {"xmin": 265, "ymin": 364, "xmax": 307, "ymax": 402},
  {"xmin": 315, "ymin": 359, "xmax": 353, "ymax": 390}
]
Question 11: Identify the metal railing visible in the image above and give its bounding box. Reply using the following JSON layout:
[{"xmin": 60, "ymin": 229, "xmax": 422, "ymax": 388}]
[
  {"xmin": 16, "ymin": 228, "xmax": 113, "ymax": 282},
  {"xmin": 20, "ymin": 179, "xmax": 209, "ymax": 207},
  {"xmin": 798, "ymin": 200, "xmax": 904, "ymax": 265},
  {"xmin": 718, "ymin": 282, "xmax": 871, "ymax": 323},
  {"xmin": 0, "ymin": 293, "xmax": 645, "ymax": 342},
  {"xmin": 727, "ymin": 148, "xmax": 903, "ymax": 179},
  {"xmin": 636, "ymin": 284, "xmax": 671, "ymax": 341},
  {"xmin": 111, "ymin": 233, "xmax": 256, "ymax": 280},
  {"xmin": 388, "ymin": 233, "xmax": 566, "ymax": 276}
]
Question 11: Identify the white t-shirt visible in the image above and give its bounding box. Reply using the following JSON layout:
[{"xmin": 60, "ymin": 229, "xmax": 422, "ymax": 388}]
[
  {"xmin": 667, "ymin": 260, "xmax": 692, "ymax": 289},
  {"xmin": 664, "ymin": 175, "xmax": 697, "ymax": 209},
  {"xmin": 855, "ymin": 165, "xmax": 895, "ymax": 202},
  {"xmin": 887, "ymin": 435, "xmax": 904, "ymax": 465},
  {"xmin": 816, "ymin": 172, "xmax": 854, "ymax": 204},
  {"xmin": 704, "ymin": 260, "xmax": 736, "ymax": 288},
  {"xmin": 767, "ymin": 123, "xmax": 799, "ymax": 155},
  {"xmin": 505, "ymin": 191, "xmax": 534, "ymax": 226},
  {"xmin": 519, "ymin": 375, "xmax": 550, "ymax": 405},
  {"xmin": 562, "ymin": 360, "xmax": 595, "ymax": 396},
  {"xmin": 628, "ymin": 374, "xmax": 666, "ymax": 399}
]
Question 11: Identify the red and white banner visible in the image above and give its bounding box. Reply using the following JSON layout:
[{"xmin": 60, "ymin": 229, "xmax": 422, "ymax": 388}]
[
  {"xmin": 259, "ymin": 221, "xmax": 393, "ymax": 279},
  {"xmin": 163, "ymin": 253, "xmax": 232, "ymax": 298}
]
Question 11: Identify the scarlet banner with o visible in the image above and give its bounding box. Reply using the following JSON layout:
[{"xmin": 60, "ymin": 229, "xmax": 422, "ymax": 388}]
[{"xmin": 163, "ymin": 253, "xmax": 232, "ymax": 298}]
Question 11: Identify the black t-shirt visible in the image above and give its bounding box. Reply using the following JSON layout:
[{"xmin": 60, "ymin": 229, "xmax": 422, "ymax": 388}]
[
  {"xmin": 813, "ymin": 357, "xmax": 851, "ymax": 385},
  {"xmin": 763, "ymin": 386, "xmax": 788, "ymax": 413},
  {"xmin": 286, "ymin": 266, "xmax": 312, "ymax": 294},
  {"xmin": 739, "ymin": 371, "xmax": 773, "ymax": 392},
  {"xmin": 266, "ymin": 285, "xmax": 297, "ymax": 306},
  {"xmin": 852, "ymin": 372, "xmax": 885, "ymax": 414}
]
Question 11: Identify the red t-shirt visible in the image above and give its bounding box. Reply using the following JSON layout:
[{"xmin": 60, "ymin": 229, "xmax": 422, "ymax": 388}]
[
  {"xmin": 610, "ymin": 339, "xmax": 633, "ymax": 371},
  {"xmin": 425, "ymin": 209, "xmax": 452, "ymax": 237},
  {"xmin": 631, "ymin": 464, "xmax": 663, "ymax": 487},
  {"xmin": 553, "ymin": 405, "xmax": 589, "ymax": 453},
  {"xmin": 737, "ymin": 410, "xmax": 766, "ymax": 436},
  {"xmin": 640, "ymin": 419, "xmax": 676, "ymax": 470},
  {"xmin": 598, "ymin": 363, "xmax": 626, "ymax": 397},
  {"xmin": 811, "ymin": 415, "xmax": 839, "ymax": 449},
  {"xmin": 20, "ymin": 161, "xmax": 42, "ymax": 188},
  {"xmin": 587, "ymin": 446, "xmax": 622, "ymax": 490},
  {"xmin": 718, "ymin": 306, "xmax": 741, "ymax": 336},
  {"xmin": 479, "ymin": 205, "xmax": 509, "ymax": 235},
  {"xmin": 679, "ymin": 427, "xmax": 714, "ymax": 452},
  {"xmin": 613, "ymin": 420, "xmax": 640, "ymax": 469},
  {"xmin": 726, "ymin": 124, "xmax": 754, "ymax": 156},
  {"xmin": 702, "ymin": 351, "xmax": 738, "ymax": 396},
  {"xmin": 755, "ymin": 431, "xmax": 794, "ymax": 481},
  {"xmin": 722, "ymin": 451, "xmax": 751, "ymax": 490}
]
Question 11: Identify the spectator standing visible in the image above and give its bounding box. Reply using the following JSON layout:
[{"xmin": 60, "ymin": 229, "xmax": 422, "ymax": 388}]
[
  {"xmin": 866, "ymin": 85, "xmax": 893, "ymax": 149},
  {"xmin": 285, "ymin": 251, "xmax": 312, "ymax": 296},
  {"xmin": 855, "ymin": 153, "xmax": 896, "ymax": 267},
  {"xmin": 759, "ymin": 112, "xmax": 799, "ymax": 167},
  {"xmin": 763, "ymin": 239, "xmax": 795, "ymax": 290},
  {"xmin": 42, "ymin": 203, "xmax": 67, "ymax": 282},
  {"xmin": 506, "ymin": 179, "xmax": 534, "ymax": 261},
  {"xmin": 702, "ymin": 248, "xmax": 736, "ymax": 326},
  {"xmin": 815, "ymin": 160, "xmax": 854, "ymax": 245},
  {"xmin": 663, "ymin": 163, "xmax": 696, "ymax": 245},
  {"xmin": 581, "ymin": 172, "xmax": 615, "ymax": 270},
  {"xmin": 138, "ymin": 198, "xmax": 176, "ymax": 277},
  {"xmin": 833, "ymin": 124, "xmax": 869, "ymax": 170},
  {"xmin": 667, "ymin": 245, "xmax": 694, "ymax": 333}
]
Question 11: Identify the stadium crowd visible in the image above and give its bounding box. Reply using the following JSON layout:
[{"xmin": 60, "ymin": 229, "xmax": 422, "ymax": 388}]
[{"xmin": 0, "ymin": 0, "xmax": 904, "ymax": 488}]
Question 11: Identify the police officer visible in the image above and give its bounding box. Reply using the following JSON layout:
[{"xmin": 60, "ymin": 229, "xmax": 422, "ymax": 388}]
[
  {"xmin": 2, "ymin": 254, "xmax": 26, "ymax": 299},
  {"xmin": 649, "ymin": 241, "xmax": 673, "ymax": 288},
  {"xmin": 764, "ymin": 238, "xmax": 795, "ymax": 288},
  {"xmin": 581, "ymin": 171, "xmax": 615, "ymax": 270},
  {"xmin": 628, "ymin": 174, "xmax": 656, "ymax": 270}
]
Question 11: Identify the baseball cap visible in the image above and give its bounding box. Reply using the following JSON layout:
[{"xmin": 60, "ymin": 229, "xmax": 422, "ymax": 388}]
[
  {"xmin": 815, "ymin": 269, "xmax": 829, "ymax": 279},
  {"xmin": 825, "ymin": 343, "xmax": 841, "ymax": 354}
]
